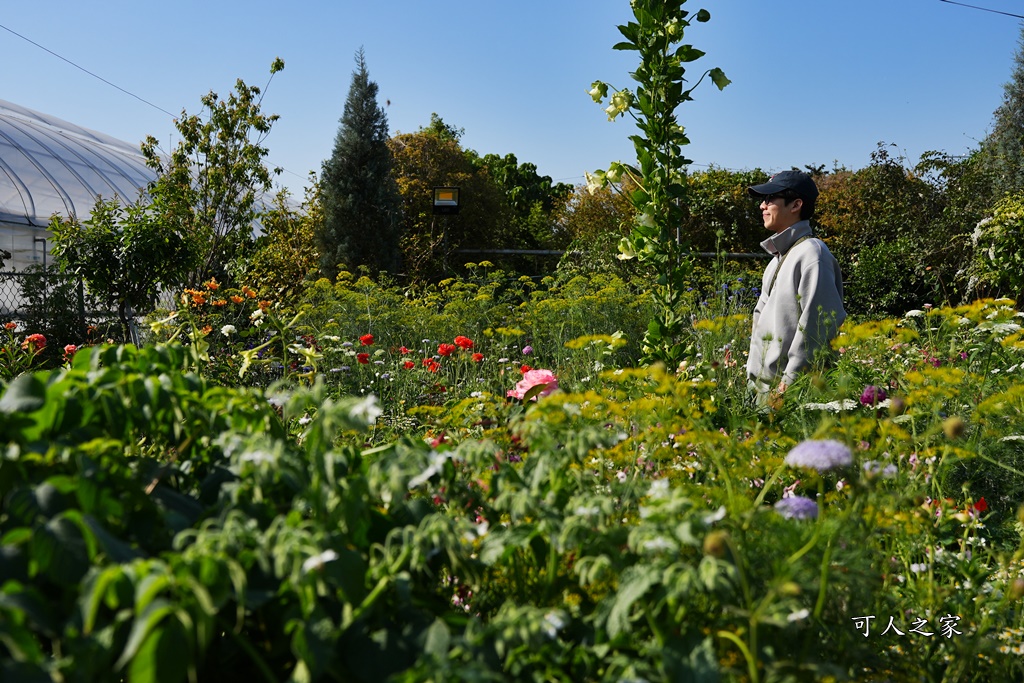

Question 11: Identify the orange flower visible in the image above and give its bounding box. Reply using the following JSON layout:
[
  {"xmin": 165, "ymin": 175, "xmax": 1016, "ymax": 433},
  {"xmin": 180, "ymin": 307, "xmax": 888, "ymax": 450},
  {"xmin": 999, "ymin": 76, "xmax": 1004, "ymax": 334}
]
[
  {"xmin": 21, "ymin": 333, "xmax": 46, "ymax": 352},
  {"xmin": 241, "ymin": 285, "xmax": 257, "ymax": 299},
  {"xmin": 230, "ymin": 295, "xmax": 244, "ymax": 304},
  {"xmin": 4, "ymin": 321, "xmax": 16, "ymax": 330},
  {"xmin": 454, "ymin": 335, "xmax": 474, "ymax": 350},
  {"xmin": 201, "ymin": 325, "xmax": 213, "ymax": 335},
  {"xmin": 258, "ymin": 300, "xmax": 272, "ymax": 311},
  {"xmin": 205, "ymin": 278, "xmax": 220, "ymax": 291},
  {"xmin": 212, "ymin": 299, "xmax": 227, "ymax": 307}
]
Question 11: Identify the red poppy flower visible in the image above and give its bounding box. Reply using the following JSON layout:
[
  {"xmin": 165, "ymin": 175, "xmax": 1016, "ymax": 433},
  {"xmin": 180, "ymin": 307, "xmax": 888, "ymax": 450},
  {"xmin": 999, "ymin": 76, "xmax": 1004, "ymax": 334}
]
[
  {"xmin": 520, "ymin": 364, "xmax": 532, "ymax": 374},
  {"xmin": 454, "ymin": 335, "xmax": 474, "ymax": 350},
  {"xmin": 360, "ymin": 334, "xmax": 374, "ymax": 346},
  {"xmin": 357, "ymin": 352, "xmax": 370, "ymax": 364},
  {"xmin": 438, "ymin": 343, "xmax": 457, "ymax": 357},
  {"xmin": 423, "ymin": 358, "xmax": 440, "ymax": 372},
  {"xmin": 403, "ymin": 360, "xmax": 416, "ymax": 369},
  {"xmin": 973, "ymin": 497, "xmax": 988, "ymax": 513},
  {"xmin": 472, "ymin": 352, "xmax": 484, "ymax": 362},
  {"xmin": 399, "ymin": 346, "xmax": 410, "ymax": 354}
]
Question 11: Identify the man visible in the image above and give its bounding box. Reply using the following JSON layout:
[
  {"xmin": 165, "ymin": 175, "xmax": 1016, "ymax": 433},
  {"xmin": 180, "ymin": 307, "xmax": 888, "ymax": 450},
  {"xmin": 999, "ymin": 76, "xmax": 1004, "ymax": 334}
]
[{"xmin": 746, "ymin": 170, "xmax": 845, "ymax": 402}]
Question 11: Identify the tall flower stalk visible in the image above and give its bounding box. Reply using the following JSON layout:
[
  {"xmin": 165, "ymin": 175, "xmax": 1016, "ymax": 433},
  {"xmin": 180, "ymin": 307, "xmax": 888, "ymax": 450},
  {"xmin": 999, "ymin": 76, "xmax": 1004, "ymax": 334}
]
[{"xmin": 589, "ymin": 0, "xmax": 729, "ymax": 365}]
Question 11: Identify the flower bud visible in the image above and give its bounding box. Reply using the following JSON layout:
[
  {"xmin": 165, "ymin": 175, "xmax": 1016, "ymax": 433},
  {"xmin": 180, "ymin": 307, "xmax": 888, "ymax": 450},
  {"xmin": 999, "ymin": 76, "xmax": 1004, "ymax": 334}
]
[
  {"xmin": 1012, "ymin": 579, "xmax": 1024, "ymax": 600},
  {"xmin": 888, "ymin": 396, "xmax": 907, "ymax": 417},
  {"xmin": 702, "ymin": 530, "xmax": 730, "ymax": 559},
  {"xmin": 943, "ymin": 416, "xmax": 966, "ymax": 440}
]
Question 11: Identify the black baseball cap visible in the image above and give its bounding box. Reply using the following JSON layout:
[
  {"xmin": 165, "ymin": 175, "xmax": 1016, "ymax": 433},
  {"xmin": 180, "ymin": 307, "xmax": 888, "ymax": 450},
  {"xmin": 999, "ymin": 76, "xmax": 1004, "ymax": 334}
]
[{"xmin": 747, "ymin": 170, "xmax": 818, "ymax": 202}]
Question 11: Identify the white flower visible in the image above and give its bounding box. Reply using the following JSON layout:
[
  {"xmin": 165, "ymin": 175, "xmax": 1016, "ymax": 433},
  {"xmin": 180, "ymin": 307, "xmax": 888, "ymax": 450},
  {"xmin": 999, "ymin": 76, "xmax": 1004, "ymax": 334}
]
[
  {"xmin": 702, "ymin": 506, "xmax": 727, "ymax": 525},
  {"xmin": 250, "ymin": 308, "xmax": 264, "ymax": 320},
  {"xmin": 541, "ymin": 611, "xmax": 567, "ymax": 638},
  {"xmin": 220, "ymin": 324, "xmax": 236, "ymax": 336},
  {"xmin": 409, "ymin": 450, "xmax": 451, "ymax": 489},
  {"xmin": 642, "ymin": 537, "xmax": 674, "ymax": 552},
  {"xmin": 350, "ymin": 395, "xmax": 382, "ymax": 424},
  {"xmin": 904, "ymin": 309, "xmax": 924, "ymax": 318},
  {"xmin": 616, "ymin": 470, "xmax": 628, "ymax": 483},
  {"xmin": 240, "ymin": 449, "xmax": 275, "ymax": 465},
  {"xmin": 298, "ymin": 414, "xmax": 312, "ymax": 426},
  {"xmin": 575, "ymin": 505, "xmax": 601, "ymax": 517},
  {"xmin": 648, "ymin": 479, "xmax": 670, "ymax": 500},
  {"xmin": 637, "ymin": 212, "xmax": 657, "ymax": 228},
  {"xmin": 302, "ymin": 549, "xmax": 339, "ymax": 574},
  {"xmin": 787, "ymin": 608, "xmax": 810, "ymax": 623}
]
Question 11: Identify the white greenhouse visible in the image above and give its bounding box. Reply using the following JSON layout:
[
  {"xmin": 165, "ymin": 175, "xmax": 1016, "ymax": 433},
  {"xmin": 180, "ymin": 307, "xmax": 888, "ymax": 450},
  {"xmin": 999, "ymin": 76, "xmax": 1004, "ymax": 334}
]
[{"xmin": 0, "ymin": 98, "xmax": 156, "ymax": 273}]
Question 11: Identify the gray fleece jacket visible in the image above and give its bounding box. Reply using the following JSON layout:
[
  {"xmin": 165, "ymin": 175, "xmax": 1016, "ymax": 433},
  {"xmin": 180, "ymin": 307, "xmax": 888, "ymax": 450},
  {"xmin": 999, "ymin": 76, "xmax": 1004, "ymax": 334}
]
[{"xmin": 747, "ymin": 220, "xmax": 846, "ymax": 388}]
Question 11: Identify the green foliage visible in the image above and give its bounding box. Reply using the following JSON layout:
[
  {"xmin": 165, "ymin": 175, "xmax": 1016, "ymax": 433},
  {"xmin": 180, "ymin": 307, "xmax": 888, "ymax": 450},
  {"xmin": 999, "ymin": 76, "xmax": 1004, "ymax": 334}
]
[
  {"xmin": 983, "ymin": 24, "xmax": 1024, "ymax": 198},
  {"xmin": 319, "ymin": 48, "xmax": 403, "ymax": 279},
  {"xmin": 50, "ymin": 199, "xmax": 196, "ymax": 342},
  {"xmin": 246, "ymin": 179, "xmax": 323, "ymax": 299},
  {"xmin": 388, "ymin": 126, "xmax": 506, "ymax": 281},
  {"xmin": 589, "ymin": 0, "xmax": 729, "ymax": 366},
  {"xmin": 815, "ymin": 146, "xmax": 945, "ymax": 316},
  {"xmin": 141, "ymin": 59, "xmax": 284, "ymax": 287},
  {"xmin": 970, "ymin": 193, "xmax": 1024, "ymax": 300}
]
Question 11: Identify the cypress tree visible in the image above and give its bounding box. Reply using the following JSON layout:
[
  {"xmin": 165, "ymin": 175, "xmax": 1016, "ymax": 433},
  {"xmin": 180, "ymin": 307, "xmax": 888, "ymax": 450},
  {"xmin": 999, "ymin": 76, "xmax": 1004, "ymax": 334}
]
[{"xmin": 318, "ymin": 48, "xmax": 402, "ymax": 279}]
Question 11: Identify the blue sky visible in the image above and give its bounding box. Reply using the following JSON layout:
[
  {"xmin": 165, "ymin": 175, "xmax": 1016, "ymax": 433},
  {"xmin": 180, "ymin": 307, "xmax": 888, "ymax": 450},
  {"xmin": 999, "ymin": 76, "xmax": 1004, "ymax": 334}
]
[{"xmin": 3, "ymin": 1, "xmax": 1023, "ymax": 194}]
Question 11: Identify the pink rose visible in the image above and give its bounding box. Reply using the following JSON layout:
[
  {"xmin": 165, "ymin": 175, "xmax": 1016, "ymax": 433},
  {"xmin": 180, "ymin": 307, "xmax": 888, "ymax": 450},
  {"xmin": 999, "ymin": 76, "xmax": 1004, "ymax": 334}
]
[{"xmin": 507, "ymin": 369, "xmax": 559, "ymax": 401}]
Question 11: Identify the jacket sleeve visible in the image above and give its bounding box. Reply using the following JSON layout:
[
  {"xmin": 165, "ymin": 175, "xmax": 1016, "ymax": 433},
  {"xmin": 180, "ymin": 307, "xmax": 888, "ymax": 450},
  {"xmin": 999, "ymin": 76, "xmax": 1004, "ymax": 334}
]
[{"xmin": 783, "ymin": 246, "xmax": 845, "ymax": 383}]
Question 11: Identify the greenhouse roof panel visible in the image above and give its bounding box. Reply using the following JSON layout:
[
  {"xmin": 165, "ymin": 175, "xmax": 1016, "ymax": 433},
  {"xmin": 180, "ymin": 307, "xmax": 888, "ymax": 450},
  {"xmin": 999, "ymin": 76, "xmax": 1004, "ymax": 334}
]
[{"xmin": 0, "ymin": 98, "xmax": 155, "ymax": 227}]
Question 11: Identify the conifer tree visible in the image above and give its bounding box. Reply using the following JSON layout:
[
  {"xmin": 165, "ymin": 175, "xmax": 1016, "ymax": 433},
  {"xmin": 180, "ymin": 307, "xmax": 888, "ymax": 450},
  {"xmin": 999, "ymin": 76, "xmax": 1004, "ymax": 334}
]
[
  {"xmin": 318, "ymin": 48, "xmax": 402, "ymax": 279},
  {"xmin": 985, "ymin": 25, "xmax": 1024, "ymax": 198}
]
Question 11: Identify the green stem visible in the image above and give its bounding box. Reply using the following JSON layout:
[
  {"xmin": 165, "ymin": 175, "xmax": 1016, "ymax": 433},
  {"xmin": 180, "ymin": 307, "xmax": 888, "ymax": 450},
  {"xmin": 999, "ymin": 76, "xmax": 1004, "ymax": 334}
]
[{"xmin": 717, "ymin": 629, "xmax": 759, "ymax": 683}]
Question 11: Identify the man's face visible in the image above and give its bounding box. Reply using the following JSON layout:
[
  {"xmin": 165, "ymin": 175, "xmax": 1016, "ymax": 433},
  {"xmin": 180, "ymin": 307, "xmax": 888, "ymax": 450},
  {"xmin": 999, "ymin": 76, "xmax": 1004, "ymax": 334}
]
[{"xmin": 760, "ymin": 194, "xmax": 803, "ymax": 233}]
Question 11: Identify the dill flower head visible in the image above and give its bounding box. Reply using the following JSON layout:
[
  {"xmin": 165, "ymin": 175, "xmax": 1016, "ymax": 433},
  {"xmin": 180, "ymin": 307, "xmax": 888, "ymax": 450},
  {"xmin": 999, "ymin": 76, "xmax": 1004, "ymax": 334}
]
[
  {"xmin": 784, "ymin": 439, "xmax": 853, "ymax": 472},
  {"xmin": 774, "ymin": 496, "xmax": 819, "ymax": 520}
]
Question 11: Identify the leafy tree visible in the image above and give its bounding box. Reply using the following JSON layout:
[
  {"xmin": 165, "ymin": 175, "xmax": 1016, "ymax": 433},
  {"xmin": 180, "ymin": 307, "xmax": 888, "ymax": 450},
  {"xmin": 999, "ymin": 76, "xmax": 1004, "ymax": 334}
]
[
  {"xmin": 49, "ymin": 197, "xmax": 196, "ymax": 342},
  {"xmin": 680, "ymin": 167, "xmax": 770, "ymax": 253},
  {"xmin": 140, "ymin": 59, "xmax": 285, "ymax": 288},
  {"xmin": 983, "ymin": 24, "xmax": 1024, "ymax": 198},
  {"xmin": 246, "ymin": 175, "xmax": 323, "ymax": 298},
  {"xmin": 814, "ymin": 146, "xmax": 945, "ymax": 315},
  {"xmin": 319, "ymin": 48, "xmax": 403, "ymax": 280},
  {"xmin": 388, "ymin": 125, "xmax": 505, "ymax": 282},
  {"xmin": 479, "ymin": 153, "xmax": 573, "ymax": 249}
]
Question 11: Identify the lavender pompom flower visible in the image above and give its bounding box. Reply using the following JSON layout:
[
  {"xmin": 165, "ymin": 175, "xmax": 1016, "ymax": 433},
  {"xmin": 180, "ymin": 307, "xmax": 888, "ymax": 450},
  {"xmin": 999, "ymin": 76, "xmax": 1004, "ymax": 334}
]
[
  {"xmin": 784, "ymin": 439, "xmax": 853, "ymax": 472},
  {"xmin": 774, "ymin": 496, "xmax": 819, "ymax": 520},
  {"xmin": 860, "ymin": 385, "xmax": 887, "ymax": 406}
]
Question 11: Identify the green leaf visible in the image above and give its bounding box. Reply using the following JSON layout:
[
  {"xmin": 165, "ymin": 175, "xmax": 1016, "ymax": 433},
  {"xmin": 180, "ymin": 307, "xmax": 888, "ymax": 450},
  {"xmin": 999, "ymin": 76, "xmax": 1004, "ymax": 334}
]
[
  {"xmin": 0, "ymin": 374, "xmax": 45, "ymax": 414},
  {"xmin": 114, "ymin": 598, "xmax": 177, "ymax": 671},
  {"xmin": 423, "ymin": 618, "xmax": 451, "ymax": 658},
  {"xmin": 125, "ymin": 613, "xmax": 190, "ymax": 683},
  {"xmin": 607, "ymin": 565, "xmax": 660, "ymax": 639},
  {"xmin": 696, "ymin": 9, "xmax": 711, "ymax": 22}
]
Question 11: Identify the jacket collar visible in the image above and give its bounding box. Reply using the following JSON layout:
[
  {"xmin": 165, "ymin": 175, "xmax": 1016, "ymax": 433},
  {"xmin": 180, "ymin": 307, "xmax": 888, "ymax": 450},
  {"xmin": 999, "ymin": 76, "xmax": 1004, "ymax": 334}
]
[{"xmin": 760, "ymin": 220, "xmax": 813, "ymax": 257}]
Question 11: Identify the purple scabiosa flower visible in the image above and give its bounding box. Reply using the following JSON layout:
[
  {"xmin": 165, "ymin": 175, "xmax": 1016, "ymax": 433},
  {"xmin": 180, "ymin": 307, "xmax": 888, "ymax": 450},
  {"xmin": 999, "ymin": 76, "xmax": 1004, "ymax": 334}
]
[
  {"xmin": 784, "ymin": 439, "xmax": 853, "ymax": 472},
  {"xmin": 774, "ymin": 496, "xmax": 819, "ymax": 520},
  {"xmin": 860, "ymin": 385, "xmax": 887, "ymax": 406},
  {"xmin": 522, "ymin": 345, "xmax": 533, "ymax": 355}
]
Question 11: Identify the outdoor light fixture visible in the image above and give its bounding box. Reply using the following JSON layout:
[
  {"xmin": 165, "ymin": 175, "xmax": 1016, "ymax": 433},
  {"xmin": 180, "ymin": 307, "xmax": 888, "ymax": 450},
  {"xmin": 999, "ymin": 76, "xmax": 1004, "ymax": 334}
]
[{"xmin": 432, "ymin": 186, "xmax": 461, "ymax": 215}]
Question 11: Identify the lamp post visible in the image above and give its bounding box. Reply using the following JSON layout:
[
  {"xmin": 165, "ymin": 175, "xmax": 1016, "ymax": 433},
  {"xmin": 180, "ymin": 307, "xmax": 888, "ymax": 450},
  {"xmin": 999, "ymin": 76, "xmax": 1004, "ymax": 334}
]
[{"xmin": 432, "ymin": 187, "xmax": 460, "ymax": 272}]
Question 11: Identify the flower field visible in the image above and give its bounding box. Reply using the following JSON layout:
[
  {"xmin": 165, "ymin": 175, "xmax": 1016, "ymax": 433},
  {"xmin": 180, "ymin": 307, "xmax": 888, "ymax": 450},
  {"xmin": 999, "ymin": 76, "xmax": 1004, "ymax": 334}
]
[{"xmin": 3, "ymin": 266, "xmax": 1024, "ymax": 682}]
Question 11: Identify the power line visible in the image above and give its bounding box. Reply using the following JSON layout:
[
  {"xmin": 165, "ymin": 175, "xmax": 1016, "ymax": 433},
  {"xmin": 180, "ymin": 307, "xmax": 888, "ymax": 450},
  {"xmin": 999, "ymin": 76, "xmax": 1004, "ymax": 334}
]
[
  {"xmin": 938, "ymin": 0, "xmax": 1024, "ymax": 20},
  {"xmin": 0, "ymin": 21, "xmax": 179, "ymax": 118},
  {"xmin": 1, "ymin": 21, "xmax": 312, "ymax": 186}
]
